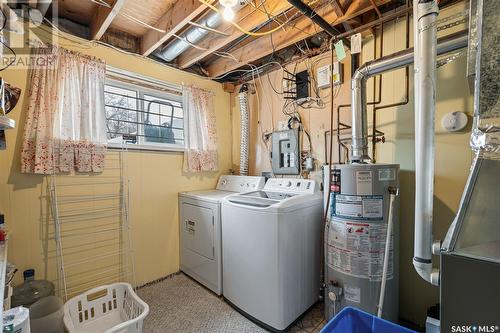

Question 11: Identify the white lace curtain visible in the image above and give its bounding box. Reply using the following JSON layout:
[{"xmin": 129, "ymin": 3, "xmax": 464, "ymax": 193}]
[
  {"xmin": 182, "ymin": 86, "xmax": 218, "ymax": 172},
  {"xmin": 21, "ymin": 45, "xmax": 107, "ymax": 174}
]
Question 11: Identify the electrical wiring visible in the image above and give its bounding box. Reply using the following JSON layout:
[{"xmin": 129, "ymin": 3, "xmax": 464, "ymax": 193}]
[
  {"xmin": 39, "ymin": 13, "xmax": 277, "ymax": 82},
  {"xmin": 0, "ymin": 39, "xmax": 17, "ymax": 72},
  {"xmin": 0, "ymin": 8, "xmax": 16, "ymax": 72},
  {"xmin": 198, "ymin": 0, "xmax": 292, "ymax": 37},
  {"xmin": 247, "ymin": 63, "xmax": 275, "ymax": 174},
  {"xmin": 245, "ymin": 0, "xmax": 313, "ymax": 38}
]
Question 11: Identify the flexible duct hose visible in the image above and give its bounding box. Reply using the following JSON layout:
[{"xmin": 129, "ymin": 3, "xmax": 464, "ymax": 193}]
[{"xmin": 238, "ymin": 86, "xmax": 250, "ymax": 176}]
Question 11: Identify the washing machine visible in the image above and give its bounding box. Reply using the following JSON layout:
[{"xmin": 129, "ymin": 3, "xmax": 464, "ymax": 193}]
[
  {"xmin": 179, "ymin": 175, "xmax": 265, "ymax": 295},
  {"xmin": 221, "ymin": 178, "xmax": 323, "ymax": 331}
]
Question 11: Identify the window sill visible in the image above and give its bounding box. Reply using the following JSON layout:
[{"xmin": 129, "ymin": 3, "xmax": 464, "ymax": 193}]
[{"xmin": 108, "ymin": 143, "xmax": 184, "ymax": 153}]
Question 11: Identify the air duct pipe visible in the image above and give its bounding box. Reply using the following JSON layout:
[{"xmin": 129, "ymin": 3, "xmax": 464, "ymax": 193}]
[
  {"xmin": 412, "ymin": 0, "xmax": 439, "ymax": 286},
  {"xmin": 350, "ymin": 30, "xmax": 467, "ymax": 163},
  {"xmin": 154, "ymin": 12, "xmax": 221, "ymax": 62},
  {"xmin": 154, "ymin": 4, "xmax": 243, "ymax": 62},
  {"xmin": 238, "ymin": 84, "xmax": 250, "ymax": 176}
]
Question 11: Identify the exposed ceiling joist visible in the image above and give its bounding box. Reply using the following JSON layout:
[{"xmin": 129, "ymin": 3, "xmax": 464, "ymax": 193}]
[
  {"xmin": 206, "ymin": 0, "xmax": 391, "ymax": 78},
  {"xmin": 331, "ymin": 0, "xmax": 353, "ymax": 30},
  {"xmin": 140, "ymin": 0, "xmax": 213, "ymax": 56},
  {"xmin": 177, "ymin": 0, "xmax": 293, "ymax": 69},
  {"xmin": 90, "ymin": 0, "xmax": 126, "ymax": 40},
  {"xmin": 368, "ymin": 0, "xmax": 382, "ymax": 17}
]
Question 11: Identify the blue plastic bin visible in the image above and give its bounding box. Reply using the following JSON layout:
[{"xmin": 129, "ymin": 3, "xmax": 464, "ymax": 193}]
[{"xmin": 320, "ymin": 307, "xmax": 417, "ymax": 333}]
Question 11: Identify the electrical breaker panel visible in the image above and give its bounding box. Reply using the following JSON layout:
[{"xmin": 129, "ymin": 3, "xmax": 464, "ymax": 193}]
[{"xmin": 271, "ymin": 129, "xmax": 300, "ymax": 175}]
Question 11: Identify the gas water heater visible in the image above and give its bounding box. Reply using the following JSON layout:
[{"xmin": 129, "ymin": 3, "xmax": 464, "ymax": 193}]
[{"xmin": 324, "ymin": 163, "xmax": 400, "ymax": 322}]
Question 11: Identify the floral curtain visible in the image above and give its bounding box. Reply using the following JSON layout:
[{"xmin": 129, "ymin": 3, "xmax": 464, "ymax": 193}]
[
  {"xmin": 21, "ymin": 45, "xmax": 107, "ymax": 174},
  {"xmin": 182, "ymin": 86, "xmax": 218, "ymax": 172}
]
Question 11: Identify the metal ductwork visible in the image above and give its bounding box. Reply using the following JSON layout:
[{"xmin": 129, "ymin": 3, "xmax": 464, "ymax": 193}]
[
  {"xmin": 351, "ymin": 29, "xmax": 467, "ymax": 284},
  {"xmin": 154, "ymin": 12, "xmax": 221, "ymax": 62},
  {"xmin": 154, "ymin": 4, "xmax": 243, "ymax": 63},
  {"xmin": 350, "ymin": 30, "xmax": 468, "ymax": 163}
]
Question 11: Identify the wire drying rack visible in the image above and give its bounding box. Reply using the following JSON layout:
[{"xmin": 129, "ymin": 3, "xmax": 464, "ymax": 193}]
[{"xmin": 43, "ymin": 146, "xmax": 136, "ymax": 302}]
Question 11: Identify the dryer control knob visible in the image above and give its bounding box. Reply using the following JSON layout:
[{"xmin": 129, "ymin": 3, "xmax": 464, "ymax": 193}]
[{"xmin": 285, "ymin": 181, "xmax": 292, "ymax": 187}]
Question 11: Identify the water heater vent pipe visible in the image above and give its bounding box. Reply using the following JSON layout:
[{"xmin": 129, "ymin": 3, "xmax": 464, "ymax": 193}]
[
  {"xmin": 349, "ymin": 29, "xmax": 467, "ymax": 285},
  {"xmin": 350, "ymin": 30, "xmax": 467, "ymax": 163}
]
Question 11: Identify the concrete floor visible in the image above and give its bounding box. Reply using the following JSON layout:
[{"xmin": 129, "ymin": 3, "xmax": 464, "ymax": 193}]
[{"xmin": 138, "ymin": 273, "xmax": 326, "ymax": 333}]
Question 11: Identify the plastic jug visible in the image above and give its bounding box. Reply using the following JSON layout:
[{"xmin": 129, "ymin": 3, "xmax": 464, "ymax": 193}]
[
  {"xmin": 29, "ymin": 296, "xmax": 64, "ymax": 333},
  {"xmin": 11, "ymin": 269, "xmax": 54, "ymax": 308}
]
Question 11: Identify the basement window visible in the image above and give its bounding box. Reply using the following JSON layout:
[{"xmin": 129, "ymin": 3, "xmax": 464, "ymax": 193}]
[{"xmin": 104, "ymin": 69, "xmax": 184, "ymax": 152}]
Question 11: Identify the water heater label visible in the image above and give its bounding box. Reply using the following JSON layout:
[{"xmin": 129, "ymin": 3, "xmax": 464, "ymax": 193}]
[
  {"xmin": 327, "ymin": 219, "xmax": 393, "ymax": 281},
  {"xmin": 378, "ymin": 168, "xmax": 396, "ymax": 181},
  {"xmin": 356, "ymin": 171, "xmax": 372, "ymax": 195},
  {"xmin": 333, "ymin": 194, "xmax": 383, "ymax": 220}
]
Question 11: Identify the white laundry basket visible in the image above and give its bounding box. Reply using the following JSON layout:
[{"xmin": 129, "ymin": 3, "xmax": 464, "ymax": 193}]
[{"xmin": 63, "ymin": 283, "xmax": 149, "ymax": 333}]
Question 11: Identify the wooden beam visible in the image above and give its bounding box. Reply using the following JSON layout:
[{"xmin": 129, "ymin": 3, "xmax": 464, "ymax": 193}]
[
  {"xmin": 140, "ymin": 0, "xmax": 213, "ymax": 56},
  {"xmin": 331, "ymin": 0, "xmax": 345, "ymax": 15},
  {"xmin": 177, "ymin": 0, "xmax": 293, "ymax": 69},
  {"xmin": 368, "ymin": 0, "xmax": 382, "ymax": 17},
  {"xmin": 331, "ymin": 0, "xmax": 352, "ymax": 31},
  {"xmin": 90, "ymin": 0, "xmax": 125, "ymax": 40},
  {"xmin": 206, "ymin": 0, "xmax": 391, "ymax": 78}
]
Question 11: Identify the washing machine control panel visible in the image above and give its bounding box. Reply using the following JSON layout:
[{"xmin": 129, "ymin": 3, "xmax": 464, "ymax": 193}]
[
  {"xmin": 264, "ymin": 178, "xmax": 318, "ymax": 194},
  {"xmin": 216, "ymin": 175, "xmax": 266, "ymax": 192}
]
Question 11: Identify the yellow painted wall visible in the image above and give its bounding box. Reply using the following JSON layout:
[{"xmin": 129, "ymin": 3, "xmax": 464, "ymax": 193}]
[
  {"xmin": 231, "ymin": 2, "xmax": 472, "ymax": 325},
  {"xmin": 0, "ymin": 28, "xmax": 232, "ymax": 288}
]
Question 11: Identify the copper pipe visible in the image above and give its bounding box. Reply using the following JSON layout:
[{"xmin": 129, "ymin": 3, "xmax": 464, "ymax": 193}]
[
  {"xmin": 333, "ymin": 22, "xmax": 385, "ymax": 163},
  {"xmin": 371, "ymin": 0, "xmax": 411, "ymax": 162},
  {"xmin": 333, "ymin": 6, "xmax": 412, "ymax": 42},
  {"xmin": 369, "ymin": 0, "xmax": 382, "ymax": 17}
]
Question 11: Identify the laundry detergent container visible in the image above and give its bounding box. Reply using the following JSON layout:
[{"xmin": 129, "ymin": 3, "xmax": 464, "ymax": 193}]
[{"xmin": 320, "ymin": 307, "xmax": 416, "ymax": 333}]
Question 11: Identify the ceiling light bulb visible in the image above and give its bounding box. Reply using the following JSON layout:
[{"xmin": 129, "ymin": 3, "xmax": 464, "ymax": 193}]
[{"xmin": 223, "ymin": 6, "xmax": 235, "ymax": 21}]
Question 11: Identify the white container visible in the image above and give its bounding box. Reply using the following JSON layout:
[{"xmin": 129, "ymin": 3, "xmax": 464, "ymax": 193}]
[
  {"xmin": 63, "ymin": 283, "xmax": 149, "ymax": 333},
  {"xmin": 3, "ymin": 306, "xmax": 30, "ymax": 333},
  {"xmin": 29, "ymin": 296, "xmax": 64, "ymax": 333}
]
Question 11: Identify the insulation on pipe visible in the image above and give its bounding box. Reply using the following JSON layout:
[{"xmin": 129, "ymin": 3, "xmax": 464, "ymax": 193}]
[{"xmin": 238, "ymin": 85, "xmax": 250, "ymax": 176}]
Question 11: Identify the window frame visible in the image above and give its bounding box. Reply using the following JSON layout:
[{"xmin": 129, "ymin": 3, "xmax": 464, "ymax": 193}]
[{"xmin": 105, "ymin": 72, "xmax": 185, "ymax": 153}]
